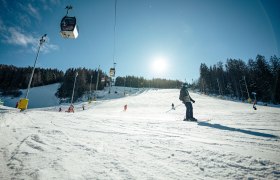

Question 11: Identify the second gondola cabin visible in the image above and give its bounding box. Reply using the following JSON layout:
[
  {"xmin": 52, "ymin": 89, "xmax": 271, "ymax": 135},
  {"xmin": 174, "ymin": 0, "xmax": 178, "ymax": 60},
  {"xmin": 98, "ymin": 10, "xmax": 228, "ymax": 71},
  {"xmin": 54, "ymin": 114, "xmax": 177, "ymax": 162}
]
[
  {"xmin": 109, "ymin": 68, "xmax": 115, "ymax": 77},
  {"xmin": 60, "ymin": 6, "xmax": 79, "ymax": 39}
]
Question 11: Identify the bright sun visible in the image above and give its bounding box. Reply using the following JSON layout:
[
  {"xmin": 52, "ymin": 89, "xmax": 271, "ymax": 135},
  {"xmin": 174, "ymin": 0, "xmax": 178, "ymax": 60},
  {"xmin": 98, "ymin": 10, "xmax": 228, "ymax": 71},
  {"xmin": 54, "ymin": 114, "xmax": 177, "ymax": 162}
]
[{"xmin": 151, "ymin": 56, "xmax": 168, "ymax": 74}]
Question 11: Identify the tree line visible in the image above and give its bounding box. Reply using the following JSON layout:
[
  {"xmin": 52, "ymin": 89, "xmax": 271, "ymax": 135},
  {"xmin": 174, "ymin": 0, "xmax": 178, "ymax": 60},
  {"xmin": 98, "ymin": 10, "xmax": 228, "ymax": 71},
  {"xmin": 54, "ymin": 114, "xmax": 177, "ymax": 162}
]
[
  {"xmin": 0, "ymin": 64, "xmax": 64, "ymax": 96},
  {"xmin": 196, "ymin": 55, "xmax": 280, "ymax": 104},
  {"xmin": 56, "ymin": 67, "xmax": 107, "ymax": 102},
  {"xmin": 0, "ymin": 65, "xmax": 108, "ymax": 102},
  {"xmin": 115, "ymin": 76, "xmax": 182, "ymax": 89},
  {"xmin": 1, "ymin": 65, "xmax": 183, "ymax": 102}
]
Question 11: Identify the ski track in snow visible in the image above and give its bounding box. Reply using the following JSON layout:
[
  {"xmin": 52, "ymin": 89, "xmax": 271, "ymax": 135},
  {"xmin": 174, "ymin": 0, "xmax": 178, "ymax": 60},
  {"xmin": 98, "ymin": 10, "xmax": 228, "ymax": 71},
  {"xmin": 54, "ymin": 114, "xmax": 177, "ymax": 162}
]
[{"xmin": 1, "ymin": 88, "xmax": 280, "ymax": 179}]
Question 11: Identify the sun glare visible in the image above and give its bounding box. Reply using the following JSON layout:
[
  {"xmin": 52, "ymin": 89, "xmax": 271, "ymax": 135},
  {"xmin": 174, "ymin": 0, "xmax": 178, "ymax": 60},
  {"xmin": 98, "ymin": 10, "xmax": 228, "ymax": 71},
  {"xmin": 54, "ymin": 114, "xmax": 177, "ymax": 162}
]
[{"xmin": 151, "ymin": 56, "xmax": 168, "ymax": 74}]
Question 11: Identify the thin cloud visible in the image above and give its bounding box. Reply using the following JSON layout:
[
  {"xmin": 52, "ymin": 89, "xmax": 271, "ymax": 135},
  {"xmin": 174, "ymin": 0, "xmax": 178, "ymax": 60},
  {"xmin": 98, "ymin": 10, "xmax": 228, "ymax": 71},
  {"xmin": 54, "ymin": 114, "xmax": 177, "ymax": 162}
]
[
  {"xmin": 5, "ymin": 27, "xmax": 36, "ymax": 46},
  {"xmin": 0, "ymin": 18, "xmax": 6, "ymax": 32},
  {"xmin": 42, "ymin": 4, "xmax": 52, "ymax": 11},
  {"xmin": 50, "ymin": 0, "xmax": 61, "ymax": 5},
  {"xmin": 39, "ymin": 0, "xmax": 61, "ymax": 11},
  {"xmin": 19, "ymin": 14, "xmax": 32, "ymax": 28},
  {"xmin": 2, "ymin": 26, "xmax": 59, "ymax": 53},
  {"xmin": 40, "ymin": 36, "xmax": 60, "ymax": 54},
  {"xmin": 27, "ymin": 3, "xmax": 41, "ymax": 21}
]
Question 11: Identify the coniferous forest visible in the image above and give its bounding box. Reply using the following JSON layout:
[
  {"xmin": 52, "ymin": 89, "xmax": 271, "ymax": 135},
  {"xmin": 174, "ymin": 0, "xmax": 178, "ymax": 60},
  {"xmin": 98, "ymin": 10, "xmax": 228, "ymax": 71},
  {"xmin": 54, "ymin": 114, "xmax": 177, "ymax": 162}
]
[
  {"xmin": 115, "ymin": 76, "xmax": 182, "ymax": 89},
  {"xmin": 56, "ymin": 68, "xmax": 107, "ymax": 102},
  {"xmin": 0, "ymin": 64, "xmax": 64, "ymax": 96},
  {"xmin": 1, "ymin": 54, "xmax": 280, "ymax": 104},
  {"xmin": 196, "ymin": 55, "xmax": 280, "ymax": 104},
  {"xmin": 0, "ymin": 65, "xmax": 181, "ymax": 102}
]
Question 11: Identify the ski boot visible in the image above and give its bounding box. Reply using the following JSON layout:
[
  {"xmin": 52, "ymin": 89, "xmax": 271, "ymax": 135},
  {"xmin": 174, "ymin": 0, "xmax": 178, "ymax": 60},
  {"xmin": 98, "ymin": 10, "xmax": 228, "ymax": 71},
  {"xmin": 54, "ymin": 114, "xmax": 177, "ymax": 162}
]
[{"xmin": 189, "ymin": 117, "xmax": 197, "ymax": 121}]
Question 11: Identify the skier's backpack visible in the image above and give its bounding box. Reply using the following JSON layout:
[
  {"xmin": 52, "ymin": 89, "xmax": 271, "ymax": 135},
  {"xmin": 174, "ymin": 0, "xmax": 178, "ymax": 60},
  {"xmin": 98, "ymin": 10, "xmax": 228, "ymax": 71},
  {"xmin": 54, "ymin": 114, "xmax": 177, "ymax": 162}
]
[{"xmin": 179, "ymin": 89, "xmax": 184, "ymax": 101}]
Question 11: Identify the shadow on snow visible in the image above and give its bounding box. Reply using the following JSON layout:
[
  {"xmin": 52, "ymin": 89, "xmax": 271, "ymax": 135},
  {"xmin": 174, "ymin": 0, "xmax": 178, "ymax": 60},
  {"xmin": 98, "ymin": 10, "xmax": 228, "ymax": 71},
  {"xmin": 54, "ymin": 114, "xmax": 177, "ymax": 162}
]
[{"xmin": 198, "ymin": 121, "xmax": 278, "ymax": 138}]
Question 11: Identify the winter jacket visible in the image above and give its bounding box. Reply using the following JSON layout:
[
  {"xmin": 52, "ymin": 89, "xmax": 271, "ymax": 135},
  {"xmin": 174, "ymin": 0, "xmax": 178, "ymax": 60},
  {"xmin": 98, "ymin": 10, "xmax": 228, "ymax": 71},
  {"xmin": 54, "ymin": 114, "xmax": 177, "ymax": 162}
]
[{"xmin": 179, "ymin": 87, "xmax": 195, "ymax": 103}]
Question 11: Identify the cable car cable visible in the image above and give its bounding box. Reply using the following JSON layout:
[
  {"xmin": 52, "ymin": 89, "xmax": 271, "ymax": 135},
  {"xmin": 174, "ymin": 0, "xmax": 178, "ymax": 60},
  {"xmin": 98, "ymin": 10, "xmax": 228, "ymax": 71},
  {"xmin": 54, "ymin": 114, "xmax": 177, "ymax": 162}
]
[{"xmin": 113, "ymin": 0, "xmax": 117, "ymax": 65}]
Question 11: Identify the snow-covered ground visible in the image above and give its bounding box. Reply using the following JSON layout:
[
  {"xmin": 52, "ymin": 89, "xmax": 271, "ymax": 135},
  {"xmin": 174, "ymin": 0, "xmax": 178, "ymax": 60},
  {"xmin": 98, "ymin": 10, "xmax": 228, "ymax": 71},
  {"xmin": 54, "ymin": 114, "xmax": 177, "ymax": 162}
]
[
  {"xmin": 0, "ymin": 83, "xmax": 61, "ymax": 109},
  {"xmin": 0, "ymin": 83, "xmax": 144, "ymax": 109},
  {"xmin": 0, "ymin": 87, "xmax": 280, "ymax": 179}
]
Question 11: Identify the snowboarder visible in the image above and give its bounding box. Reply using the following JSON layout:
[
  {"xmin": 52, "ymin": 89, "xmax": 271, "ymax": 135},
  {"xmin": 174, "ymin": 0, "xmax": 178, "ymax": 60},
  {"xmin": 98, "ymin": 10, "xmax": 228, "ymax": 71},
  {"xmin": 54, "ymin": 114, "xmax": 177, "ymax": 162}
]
[
  {"xmin": 82, "ymin": 104, "xmax": 85, "ymax": 110},
  {"xmin": 124, "ymin": 104, "xmax": 127, "ymax": 111},
  {"xmin": 179, "ymin": 83, "xmax": 196, "ymax": 121}
]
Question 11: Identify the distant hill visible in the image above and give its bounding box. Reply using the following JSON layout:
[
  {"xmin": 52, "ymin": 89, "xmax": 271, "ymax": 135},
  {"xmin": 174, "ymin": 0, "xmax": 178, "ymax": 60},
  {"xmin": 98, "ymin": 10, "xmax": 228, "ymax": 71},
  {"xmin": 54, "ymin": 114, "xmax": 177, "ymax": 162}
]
[{"xmin": 1, "ymin": 83, "xmax": 61, "ymax": 108}]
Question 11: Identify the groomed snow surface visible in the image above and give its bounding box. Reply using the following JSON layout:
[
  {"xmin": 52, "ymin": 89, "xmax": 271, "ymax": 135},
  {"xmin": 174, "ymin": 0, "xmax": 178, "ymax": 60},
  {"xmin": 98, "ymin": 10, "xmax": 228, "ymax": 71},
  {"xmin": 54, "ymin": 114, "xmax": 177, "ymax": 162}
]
[{"xmin": 1, "ymin": 86, "xmax": 280, "ymax": 179}]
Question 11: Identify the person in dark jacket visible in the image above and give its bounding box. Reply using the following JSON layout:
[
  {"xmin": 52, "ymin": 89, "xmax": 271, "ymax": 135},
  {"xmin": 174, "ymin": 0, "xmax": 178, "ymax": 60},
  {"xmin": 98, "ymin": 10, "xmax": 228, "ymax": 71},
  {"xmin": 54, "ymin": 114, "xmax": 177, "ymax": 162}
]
[{"xmin": 179, "ymin": 83, "xmax": 196, "ymax": 121}]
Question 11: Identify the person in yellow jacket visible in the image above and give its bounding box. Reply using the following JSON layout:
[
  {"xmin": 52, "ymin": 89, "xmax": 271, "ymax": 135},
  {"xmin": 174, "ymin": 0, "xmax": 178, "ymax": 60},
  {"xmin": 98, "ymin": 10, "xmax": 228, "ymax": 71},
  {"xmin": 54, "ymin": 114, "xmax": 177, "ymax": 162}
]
[{"xmin": 179, "ymin": 83, "xmax": 196, "ymax": 121}]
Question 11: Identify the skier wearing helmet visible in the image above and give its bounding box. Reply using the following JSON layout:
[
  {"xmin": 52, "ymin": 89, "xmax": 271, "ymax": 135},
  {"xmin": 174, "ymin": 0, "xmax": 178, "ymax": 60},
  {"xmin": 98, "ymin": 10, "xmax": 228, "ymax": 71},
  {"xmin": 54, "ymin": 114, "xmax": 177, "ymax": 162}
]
[{"xmin": 179, "ymin": 83, "xmax": 196, "ymax": 121}]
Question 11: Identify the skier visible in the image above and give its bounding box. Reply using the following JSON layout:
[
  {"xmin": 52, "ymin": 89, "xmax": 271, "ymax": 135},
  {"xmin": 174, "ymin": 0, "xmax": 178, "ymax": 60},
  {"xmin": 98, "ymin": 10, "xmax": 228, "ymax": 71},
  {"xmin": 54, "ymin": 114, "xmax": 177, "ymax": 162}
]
[
  {"xmin": 171, "ymin": 103, "xmax": 175, "ymax": 110},
  {"xmin": 66, "ymin": 104, "xmax": 74, "ymax": 113},
  {"xmin": 179, "ymin": 83, "xmax": 196, "ymax": 121},
  {"xmin": 252, "ymin": 92, "xmax": 257, "ymax": 110}
]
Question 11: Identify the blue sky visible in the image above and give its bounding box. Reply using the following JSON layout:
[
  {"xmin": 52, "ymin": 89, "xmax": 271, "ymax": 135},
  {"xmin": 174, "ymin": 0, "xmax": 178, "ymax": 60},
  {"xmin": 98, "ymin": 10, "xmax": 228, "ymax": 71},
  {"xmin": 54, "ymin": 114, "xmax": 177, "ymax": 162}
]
[{"xmin": 0, "ymin": 0, "xmax": 279, "ymax": 82}]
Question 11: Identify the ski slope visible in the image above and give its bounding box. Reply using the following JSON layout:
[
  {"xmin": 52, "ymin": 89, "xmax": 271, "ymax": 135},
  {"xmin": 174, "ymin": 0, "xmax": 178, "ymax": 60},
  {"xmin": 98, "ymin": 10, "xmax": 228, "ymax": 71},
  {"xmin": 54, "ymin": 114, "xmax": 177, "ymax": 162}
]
[
  {"xmin": 0, "ymin": 83, "xmax": 61, "ymax": 109},
  {"xmin": 1, "ymin": 88, "xmax": 280, "ymax": 179}
]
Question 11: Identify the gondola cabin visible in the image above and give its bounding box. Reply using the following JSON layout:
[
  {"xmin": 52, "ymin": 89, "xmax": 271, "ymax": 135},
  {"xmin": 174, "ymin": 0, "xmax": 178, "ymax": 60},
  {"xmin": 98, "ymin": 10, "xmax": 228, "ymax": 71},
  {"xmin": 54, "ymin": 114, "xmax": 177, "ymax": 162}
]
[
  {"xmin": 60, "ymin": 16, "xmax": 79, "ymax": 38},
  {"xmin": 110, "ymin": 68, "xmax": 115, "ymax": 77},
  {"xmin": 60, "ymin": 6, "xmax": 78, "ymax": 39}
]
